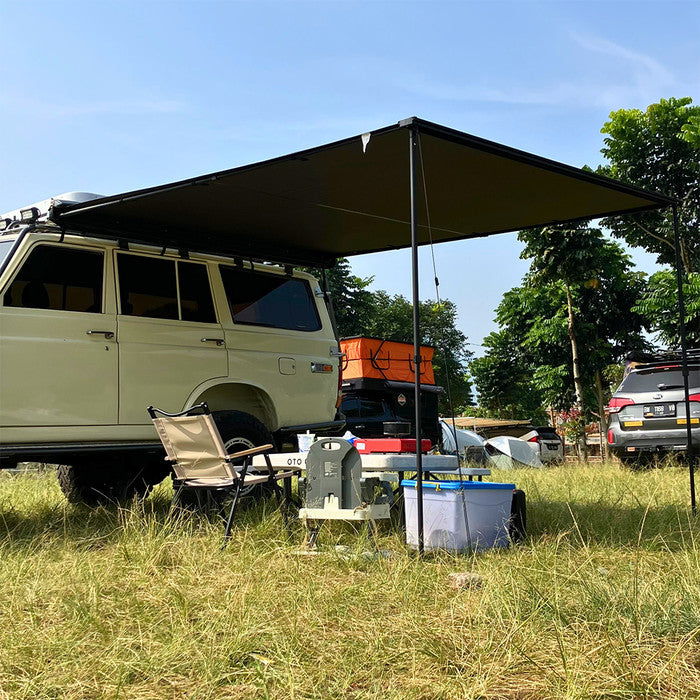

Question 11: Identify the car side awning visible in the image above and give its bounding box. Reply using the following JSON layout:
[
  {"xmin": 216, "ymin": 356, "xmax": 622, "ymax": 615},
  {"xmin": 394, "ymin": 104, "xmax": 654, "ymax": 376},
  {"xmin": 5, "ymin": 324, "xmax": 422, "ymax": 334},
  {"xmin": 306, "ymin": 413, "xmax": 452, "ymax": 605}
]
[{"xmin": 51, "ymin": 117, "xmax": 673, "ymax": 267}]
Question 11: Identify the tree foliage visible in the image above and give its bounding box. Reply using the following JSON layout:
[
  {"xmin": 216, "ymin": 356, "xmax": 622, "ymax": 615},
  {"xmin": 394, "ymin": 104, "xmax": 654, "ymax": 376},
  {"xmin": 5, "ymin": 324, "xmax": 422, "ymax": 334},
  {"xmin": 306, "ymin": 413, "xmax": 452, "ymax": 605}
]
[
  {"xmin": 633, "ymin": 270, "xmax": 700, "ymax": 347},
  {"xmin": 361, "ymin": 291, "xmax": 474, "ymax": 411},
  {"xmin": 472, "ymin": 224, "xmax": 649, "ymax": 425},
  {"xmin": 599, "ymin": 97, "xmax": 700, "ymax": 273},
  {"xmin": 470, "ymin": 328, "xmax": 548, "ymax": 422},
  {"xmin": 519, "ymin": 223, "xmax": 648, "ymax": 404}
]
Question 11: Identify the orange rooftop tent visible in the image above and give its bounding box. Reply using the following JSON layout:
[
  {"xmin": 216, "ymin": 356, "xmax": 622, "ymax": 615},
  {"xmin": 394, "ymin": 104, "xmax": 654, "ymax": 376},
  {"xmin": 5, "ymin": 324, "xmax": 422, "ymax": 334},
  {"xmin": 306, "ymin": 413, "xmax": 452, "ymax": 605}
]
[{"xmin": 340, "ymin": 337, "xmax": 435, "ymax": 385}]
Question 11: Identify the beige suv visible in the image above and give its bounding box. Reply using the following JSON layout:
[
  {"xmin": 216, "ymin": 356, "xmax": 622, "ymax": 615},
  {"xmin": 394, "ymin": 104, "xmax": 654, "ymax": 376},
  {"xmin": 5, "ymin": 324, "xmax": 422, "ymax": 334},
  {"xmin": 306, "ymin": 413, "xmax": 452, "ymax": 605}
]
[{"xmin": 0, "ymin": 194, "xmax": 342, "ymax": 503}]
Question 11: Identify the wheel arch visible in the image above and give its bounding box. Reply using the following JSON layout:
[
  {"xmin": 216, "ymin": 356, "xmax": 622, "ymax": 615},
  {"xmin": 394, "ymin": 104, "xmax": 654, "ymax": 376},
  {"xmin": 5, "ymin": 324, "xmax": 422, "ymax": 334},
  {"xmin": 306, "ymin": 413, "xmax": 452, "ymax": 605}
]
[{"xmin": 187, "ymin": 380, "xmax": 278, "ymax": 431}]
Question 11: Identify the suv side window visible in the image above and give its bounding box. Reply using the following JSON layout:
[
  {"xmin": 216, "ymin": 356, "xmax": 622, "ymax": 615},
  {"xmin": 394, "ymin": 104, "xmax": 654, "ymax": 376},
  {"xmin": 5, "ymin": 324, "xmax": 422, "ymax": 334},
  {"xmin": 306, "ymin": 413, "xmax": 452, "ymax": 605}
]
[
  {"xmin": 178, "ymin": 260, "xmax": 216, "ymax": 323},
  {"xmin": 219, "ymin": 266, "xmax": 321, "ymax": 331},
  {"xmin": 3, "ymin": 244, "xmax": 103, "ymax": 313},
  {"xmin": 118, "ymin": 254, "xmax": 216, "ymax": 323}
]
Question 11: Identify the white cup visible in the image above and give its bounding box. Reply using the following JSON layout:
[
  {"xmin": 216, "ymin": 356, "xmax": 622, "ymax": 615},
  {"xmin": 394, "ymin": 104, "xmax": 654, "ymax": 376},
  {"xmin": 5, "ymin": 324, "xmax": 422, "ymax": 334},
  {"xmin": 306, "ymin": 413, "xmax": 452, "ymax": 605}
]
[{"xmin": 297, "ymin": 433, "xmax": 315, "ymax": 452}]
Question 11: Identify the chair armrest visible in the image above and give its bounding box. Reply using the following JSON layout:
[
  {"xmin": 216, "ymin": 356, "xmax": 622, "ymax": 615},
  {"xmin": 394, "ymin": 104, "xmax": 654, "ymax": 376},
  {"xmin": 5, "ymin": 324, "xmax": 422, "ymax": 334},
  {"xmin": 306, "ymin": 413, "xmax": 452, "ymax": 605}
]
[{"xmin": 226, "ymin": 443, "xmax": 274, "ymax": 460}]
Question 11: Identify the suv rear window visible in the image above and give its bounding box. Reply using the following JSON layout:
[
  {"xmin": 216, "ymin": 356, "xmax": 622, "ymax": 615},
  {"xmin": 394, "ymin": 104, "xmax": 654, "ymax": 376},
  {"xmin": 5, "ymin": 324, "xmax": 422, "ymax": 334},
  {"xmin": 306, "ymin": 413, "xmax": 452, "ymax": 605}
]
[
  {"xmin": 620, "ymin": 367, "xmax": 700, "ymax": 392},
  {"xmin": 220, "ymin": 266, "xmax": 320, "ymax": 331},
  {"xmin": 3, "ymin": 244, "xmax": 103, "ymax": 312}
]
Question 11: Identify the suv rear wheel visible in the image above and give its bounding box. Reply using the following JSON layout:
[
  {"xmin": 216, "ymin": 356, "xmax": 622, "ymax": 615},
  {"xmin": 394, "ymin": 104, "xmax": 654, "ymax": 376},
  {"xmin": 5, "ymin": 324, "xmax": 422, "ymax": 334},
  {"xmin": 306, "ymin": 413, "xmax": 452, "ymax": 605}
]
[
  {"xmin": 56, "ymin": 456, "xmax": 169, "ymax": 505},
  {"xmin": 618, "ymin": 452, "xmax": 659, "ymax": 470},
  {"xmin": 213, "ymin": 410, "xmax": 275, "ymax": 499}
]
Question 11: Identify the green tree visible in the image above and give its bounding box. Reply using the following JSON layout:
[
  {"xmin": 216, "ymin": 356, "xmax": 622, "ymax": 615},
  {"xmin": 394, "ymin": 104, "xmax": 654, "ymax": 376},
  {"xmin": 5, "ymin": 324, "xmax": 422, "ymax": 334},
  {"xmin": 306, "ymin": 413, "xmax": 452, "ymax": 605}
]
[
  {"xmin": 519, "ymin": 223, "xmax": 604, "ymax": 453},
  {"xmin": 681, "ymin": 114, "xmax": 700, "ymax": 147},
  {"xmin": 470, "ymin": 328, "xmax": 548, "ymax": 422},
  {"xmin": 520, "ymin": 223, "xmax": 649, "ymax": 456},
  {"xmin": 600, "ymin": 97, "xmax": 700, "ymax": 274},
  {"xmin": 633, "ymin": 270, "xmax": 700, "ymax": 347},
  {"xmin": 361, "ymin": 291, "xmax": 474, "ymax": 411},
  {"xmin": 473, "ymin": 224, "xmax": 648, "ymax": 456}
]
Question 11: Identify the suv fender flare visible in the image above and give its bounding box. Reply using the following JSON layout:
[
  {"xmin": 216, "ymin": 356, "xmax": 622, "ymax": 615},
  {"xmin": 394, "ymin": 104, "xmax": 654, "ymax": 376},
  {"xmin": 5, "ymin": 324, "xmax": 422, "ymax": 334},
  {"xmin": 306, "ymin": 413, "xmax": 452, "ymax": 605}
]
[{"xmin": 185, "ymin": 379, "xmax": 278, "ymax": 431}]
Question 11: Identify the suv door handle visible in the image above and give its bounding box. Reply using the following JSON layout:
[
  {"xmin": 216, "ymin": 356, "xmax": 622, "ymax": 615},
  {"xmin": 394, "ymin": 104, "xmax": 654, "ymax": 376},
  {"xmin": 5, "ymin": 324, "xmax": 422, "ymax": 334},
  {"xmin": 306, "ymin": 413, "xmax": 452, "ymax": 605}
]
[
  {"xmin": 86, "ymin": 330, "xmax": 114, "ymax": 339},
  {"xmin": 201, "ymin": 338, "xmax": 225, "ymax": 346}
]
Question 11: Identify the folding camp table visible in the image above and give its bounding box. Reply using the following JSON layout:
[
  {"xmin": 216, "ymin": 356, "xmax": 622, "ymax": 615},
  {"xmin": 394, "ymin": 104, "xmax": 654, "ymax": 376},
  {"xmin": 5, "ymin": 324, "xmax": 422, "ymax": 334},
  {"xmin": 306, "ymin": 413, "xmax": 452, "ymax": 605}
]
[
  {"xmin": 252, "ymin": 452, "xmax": 489, "ymax": 479},
  {"xmin": 252, "ymin": 452, "xmax": 491, "ymax": 527}
]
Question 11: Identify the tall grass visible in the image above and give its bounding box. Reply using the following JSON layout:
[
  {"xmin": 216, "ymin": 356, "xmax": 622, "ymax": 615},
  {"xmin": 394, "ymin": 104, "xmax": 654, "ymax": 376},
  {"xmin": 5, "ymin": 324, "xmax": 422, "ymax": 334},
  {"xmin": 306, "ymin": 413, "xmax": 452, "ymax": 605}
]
[{"xmin": 0, "ymin": 463, "xmax": 699, "ymax": 699}]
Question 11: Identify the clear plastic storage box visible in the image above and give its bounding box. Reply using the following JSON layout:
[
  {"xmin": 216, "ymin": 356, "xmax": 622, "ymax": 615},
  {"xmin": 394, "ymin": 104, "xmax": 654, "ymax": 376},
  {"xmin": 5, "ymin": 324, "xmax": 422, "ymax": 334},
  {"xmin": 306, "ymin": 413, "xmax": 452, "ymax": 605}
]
[{"xmin": 401, "ymin": 480, "xmax": 515, "ymax": 551}]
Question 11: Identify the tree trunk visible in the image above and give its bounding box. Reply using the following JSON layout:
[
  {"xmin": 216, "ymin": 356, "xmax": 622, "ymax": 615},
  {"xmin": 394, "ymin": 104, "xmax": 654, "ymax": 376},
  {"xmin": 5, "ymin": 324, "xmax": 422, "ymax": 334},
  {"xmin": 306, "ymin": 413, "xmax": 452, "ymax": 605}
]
[
  {"xmin": 680, "ymin": 237, "xmax": 692, "ymax": 276},
  {"xmin": 595, "ymin": 369, "xmax": 609, "ymax": 460},
  {"xmin": 566, "ymin": 283, "xmax": 588, "ymax": 461}
]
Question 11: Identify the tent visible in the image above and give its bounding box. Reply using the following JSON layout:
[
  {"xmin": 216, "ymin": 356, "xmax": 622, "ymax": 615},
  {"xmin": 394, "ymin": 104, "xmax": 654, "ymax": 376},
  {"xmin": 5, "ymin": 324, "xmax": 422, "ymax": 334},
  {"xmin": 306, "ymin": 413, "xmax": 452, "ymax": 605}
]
[
  {"xmin": 49, "ymin": 116, "xmax": 695, "ymax": 551},
  {"xmin": 485, "ymin": 436, "xmax": 543, "ymax": 470}
]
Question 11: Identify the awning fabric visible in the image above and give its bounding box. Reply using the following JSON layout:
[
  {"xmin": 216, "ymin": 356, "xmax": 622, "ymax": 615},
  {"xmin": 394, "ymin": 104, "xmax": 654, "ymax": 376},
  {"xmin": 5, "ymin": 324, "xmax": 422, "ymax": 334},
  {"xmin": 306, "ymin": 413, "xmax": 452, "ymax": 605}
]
[{"xmin": 51, "ymin": 117, "xmax": 673, "ymax": 267}]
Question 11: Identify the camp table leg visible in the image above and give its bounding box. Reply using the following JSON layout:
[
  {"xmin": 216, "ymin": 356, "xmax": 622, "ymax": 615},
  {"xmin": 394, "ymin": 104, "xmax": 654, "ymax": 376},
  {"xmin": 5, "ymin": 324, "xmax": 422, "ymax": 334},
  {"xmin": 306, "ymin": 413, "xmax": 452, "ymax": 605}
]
[
  {"xmin": 305, "ymin": 522, "xmax": 321, "ymax": 549},
  {"xmin": 395, "ymin": 470, "xmax": 406, "ymax": 530}
]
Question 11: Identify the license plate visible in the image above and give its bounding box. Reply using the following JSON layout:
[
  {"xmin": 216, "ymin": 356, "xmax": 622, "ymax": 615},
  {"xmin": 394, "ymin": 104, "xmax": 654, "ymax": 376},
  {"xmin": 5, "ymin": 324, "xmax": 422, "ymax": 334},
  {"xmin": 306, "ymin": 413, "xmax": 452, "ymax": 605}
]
[
  {"xmin": 546, "ymin": 443, "xmax": 560, "ymax": 450},
  {"xmin": 643, "ymin": 403, "xmax": 676, "ymax": 418}
]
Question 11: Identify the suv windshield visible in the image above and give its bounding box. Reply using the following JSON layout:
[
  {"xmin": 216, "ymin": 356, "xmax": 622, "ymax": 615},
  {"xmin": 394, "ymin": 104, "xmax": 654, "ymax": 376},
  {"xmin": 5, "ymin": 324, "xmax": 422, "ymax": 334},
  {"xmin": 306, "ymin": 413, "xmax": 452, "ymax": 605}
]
[{"xmin": 620, "ymin": 367, "xmax": 700, "ymax": 392}]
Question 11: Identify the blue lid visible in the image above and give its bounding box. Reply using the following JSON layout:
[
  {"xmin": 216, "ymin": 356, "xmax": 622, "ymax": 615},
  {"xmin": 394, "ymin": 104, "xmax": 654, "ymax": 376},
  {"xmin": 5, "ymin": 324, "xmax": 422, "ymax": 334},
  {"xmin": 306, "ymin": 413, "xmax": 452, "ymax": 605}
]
[{"xmin": 400, "ymin": 480, "xmax": 515, "ymax": 490}]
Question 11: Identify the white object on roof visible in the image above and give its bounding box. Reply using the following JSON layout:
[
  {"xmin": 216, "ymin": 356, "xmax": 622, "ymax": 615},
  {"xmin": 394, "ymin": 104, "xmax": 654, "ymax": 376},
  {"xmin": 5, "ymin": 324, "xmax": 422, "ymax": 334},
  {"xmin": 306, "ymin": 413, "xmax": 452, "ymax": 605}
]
[
  {"xmin": 485, "ymin": 435, "xmax": 542, "ymax": 469},
  {"xmin": 2, "ymin": 192, "xmax": 104, "ymax": 222}
]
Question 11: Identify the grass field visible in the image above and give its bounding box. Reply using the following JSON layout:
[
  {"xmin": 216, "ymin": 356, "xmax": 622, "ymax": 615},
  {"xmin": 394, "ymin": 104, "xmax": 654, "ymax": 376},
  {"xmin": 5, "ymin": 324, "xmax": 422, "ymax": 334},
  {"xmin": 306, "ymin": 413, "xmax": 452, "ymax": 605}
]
[{"xmin": 1, "ymin": 463, "xmax": 699, "ymax": 699}]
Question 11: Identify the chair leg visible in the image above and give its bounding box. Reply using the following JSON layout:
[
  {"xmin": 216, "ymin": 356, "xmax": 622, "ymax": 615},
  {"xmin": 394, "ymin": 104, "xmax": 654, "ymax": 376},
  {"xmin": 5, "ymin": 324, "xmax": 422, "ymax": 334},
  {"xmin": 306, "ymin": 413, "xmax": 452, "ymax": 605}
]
[
  {"xmin": 369, "ymin": 519, "xmax": 380, "ymax": 548},
  {"xmin": 221, "ymin": 456, "xmax": 253, "ymax": 548},
  {"xmin": 275, "ymin": 479, "xmax": 292, "ymax": 535},
  {"xmin": 282, "ymin": 474, "xmax": 302, "ymax": 509},
  {"xmin": 265, "ymin": 454, "xmax": 291, "ymax": 535},
  {"xmin": 171, "ymin": 482, "xmax": 186, "ymax": 512},
  {"xmin": 222, "ymin": 481, "xmax": 243, "ymax": 548}
]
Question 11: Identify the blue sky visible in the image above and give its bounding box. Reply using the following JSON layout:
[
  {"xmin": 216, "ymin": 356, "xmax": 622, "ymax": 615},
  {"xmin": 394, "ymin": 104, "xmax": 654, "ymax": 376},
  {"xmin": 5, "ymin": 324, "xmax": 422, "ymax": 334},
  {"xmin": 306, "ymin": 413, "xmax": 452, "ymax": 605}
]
[{"xmin": 1, "ymin": 0, "xmax": 698, "ymax": 353}]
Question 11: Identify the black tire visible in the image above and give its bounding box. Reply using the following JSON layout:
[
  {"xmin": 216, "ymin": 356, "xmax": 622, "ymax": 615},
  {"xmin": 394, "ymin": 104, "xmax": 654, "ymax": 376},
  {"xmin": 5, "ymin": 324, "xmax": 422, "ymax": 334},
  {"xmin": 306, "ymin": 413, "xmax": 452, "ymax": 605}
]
[
  {"xmin": 56, "ymin": 455, "xmax": 169, "ymax": 506},
  {"xmin": 509, "ymin": 489, "xmax": 527, "ymax": 543},
  {"xmin": 618, "ymin": 453, "xmax": 654, "ymax": 470},
  {"xmin": 212, "ymin": 410, "xmax": 275, "ymax": 499}
]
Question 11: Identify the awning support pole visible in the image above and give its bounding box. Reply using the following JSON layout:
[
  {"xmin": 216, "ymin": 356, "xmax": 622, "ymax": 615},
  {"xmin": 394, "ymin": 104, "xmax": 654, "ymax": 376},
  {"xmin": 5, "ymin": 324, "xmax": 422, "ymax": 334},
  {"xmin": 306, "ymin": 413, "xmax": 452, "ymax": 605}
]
[
  {"xmin": 409, "ymin": 125, "xmax": 424, "ymax": 554},
  {"xmin": 672, "ymin": 203, "xmax": 696, "ymax": 515}
]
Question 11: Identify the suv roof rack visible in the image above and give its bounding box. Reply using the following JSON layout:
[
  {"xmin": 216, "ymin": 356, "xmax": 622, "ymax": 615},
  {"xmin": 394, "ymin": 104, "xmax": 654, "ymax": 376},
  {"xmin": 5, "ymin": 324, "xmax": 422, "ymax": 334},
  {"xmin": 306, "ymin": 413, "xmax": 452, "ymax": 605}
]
[
  {"xmin": 627, "ymin": 348, "xmax": 700, "ymax": 363},
  {"xmin": 626, "ymin": 348, "xmax": 700, "ymax": 372}
]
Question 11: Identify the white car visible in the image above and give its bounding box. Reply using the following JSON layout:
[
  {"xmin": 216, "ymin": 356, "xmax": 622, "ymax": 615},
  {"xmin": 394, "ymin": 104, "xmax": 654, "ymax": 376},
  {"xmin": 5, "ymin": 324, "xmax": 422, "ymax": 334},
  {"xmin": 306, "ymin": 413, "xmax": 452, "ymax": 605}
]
[
  {"xmin": 520, "ymin": 427, "xmax": 564, "ymax": 463},
  {"xmin": 439, "ymin": 419, "xmax": 485, "ymax": 461}
]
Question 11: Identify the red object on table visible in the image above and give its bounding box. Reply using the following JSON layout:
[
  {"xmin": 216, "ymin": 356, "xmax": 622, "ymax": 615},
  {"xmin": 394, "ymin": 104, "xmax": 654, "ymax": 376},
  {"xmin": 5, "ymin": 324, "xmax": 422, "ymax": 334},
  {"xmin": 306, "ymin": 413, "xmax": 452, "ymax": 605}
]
[{"xmin": 353, "ymin": 438, "xmax": 432, "ymax": 454}]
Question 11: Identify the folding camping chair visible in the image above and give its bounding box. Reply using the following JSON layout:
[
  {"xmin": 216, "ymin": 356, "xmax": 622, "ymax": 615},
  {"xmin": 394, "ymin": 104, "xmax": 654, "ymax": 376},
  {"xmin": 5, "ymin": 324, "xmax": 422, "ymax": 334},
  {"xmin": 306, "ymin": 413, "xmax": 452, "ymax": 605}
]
[{"xmin": 147, "ymin": 403, "xmax": 298, "ymax": 545}]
